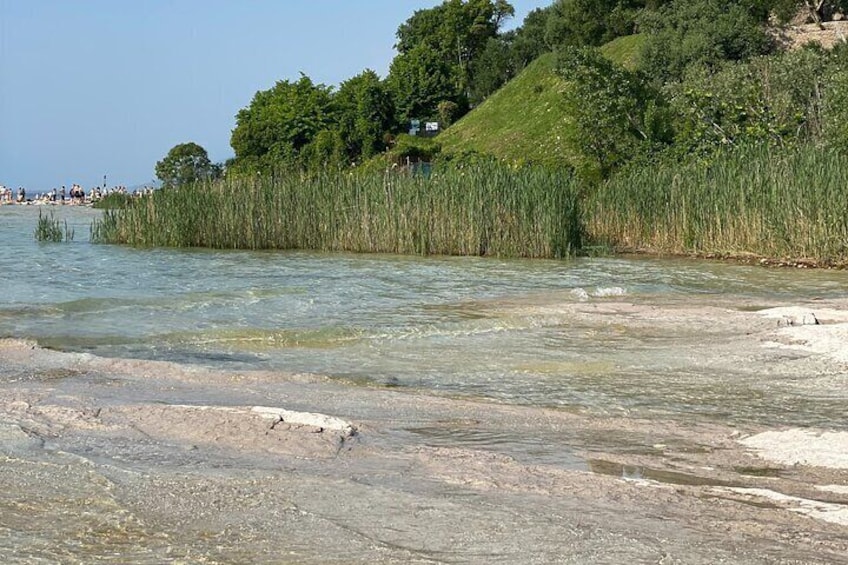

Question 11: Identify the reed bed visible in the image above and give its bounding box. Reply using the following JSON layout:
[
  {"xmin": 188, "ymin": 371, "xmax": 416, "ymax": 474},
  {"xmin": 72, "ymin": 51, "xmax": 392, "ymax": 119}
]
[
  {"xmin": 91, "ymin": 146, "xmax": 848, "ymax": 264},
  {"xmin": 35, "ymin": 211, "xmax": 73, "ymax": 242},
  {"xmin": 91, "ymin": 165, "xmax": 583, "ymax": 258},
  {"xmin": 586, "ymin": 145, "xmax": 848, "ymax": 264}
]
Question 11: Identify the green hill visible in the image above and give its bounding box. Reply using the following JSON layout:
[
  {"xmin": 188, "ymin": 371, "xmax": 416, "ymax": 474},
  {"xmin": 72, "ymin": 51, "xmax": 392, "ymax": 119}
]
[
  {"xmin": 438, "ymin": 52, "xmax": 573, "ymax": 167},
  {"xmin": 599, "ymin": 33, "xmax": 645, "ymax": 71},
  {"xmin": 437, "ymin": 34, "xmax": 645, "ymax": 167}
]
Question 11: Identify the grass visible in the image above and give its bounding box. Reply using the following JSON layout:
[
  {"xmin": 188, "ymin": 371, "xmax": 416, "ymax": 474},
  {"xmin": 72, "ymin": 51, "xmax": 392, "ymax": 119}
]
[
  {"xmin": 598, "ymin": 34, "xmax": 646, "ymax": 71},
  {"xmin": 438, "ymin": 53, "xmax": 576, "ymax": 167},
  {"xmin": 34, "ymin": 211, "xmax": 74, "ymax": 242},
  {"xmin": 586, "ymin": 144, "xmax": 848, "ymax": 264},
  {"xmin": 91, "ymin": 165, "xmax": 584, "ymax": 259},
  {"xmin": 437, "ymin": 35, "xmax": 646, "ymax": 167}
]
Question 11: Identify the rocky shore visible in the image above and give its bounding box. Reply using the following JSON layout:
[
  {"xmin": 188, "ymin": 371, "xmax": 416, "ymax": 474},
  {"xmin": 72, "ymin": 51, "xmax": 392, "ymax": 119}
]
[{"xmin": 2, "ymin": 294, "xmax": 848, "ymax": 563}]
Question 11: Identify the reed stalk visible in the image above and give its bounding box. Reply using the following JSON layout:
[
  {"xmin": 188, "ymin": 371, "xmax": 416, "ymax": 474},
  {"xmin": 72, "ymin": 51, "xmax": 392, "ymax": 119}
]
[
  {"xmin": 35, "ymin": 211, "xmax": 73, "ymax": 242},
  {"xmin": 586, "ymin": 144, "xmax": 848, "ymax": 264},
  {"xmin": 91, "ymin": 164, "xmax": 583, "ymax": 258}
]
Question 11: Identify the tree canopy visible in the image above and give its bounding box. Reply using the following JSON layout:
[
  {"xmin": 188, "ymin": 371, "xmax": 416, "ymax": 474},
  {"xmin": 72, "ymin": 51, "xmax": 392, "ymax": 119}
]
[
  {"xmin": 388, "ymin": 0, "xmax": 515, "ymax": 122},
  {"xmin": 217, "ymin": 0, "xmax": 848, "ymax": 177},
  {"xmin": 230, "ymin": 75, "xmax": 336, "ymax": 172},
  {"xmin": 155, "ymin": 142, "xmax": 218, "ymax": 188},
  {"xmin": 639, "ymin": 0, "xmax": 775, "ymax": 83},
  {"xmin": 334, "ymin": 70, "xmax": 395, "ymax": 162}
]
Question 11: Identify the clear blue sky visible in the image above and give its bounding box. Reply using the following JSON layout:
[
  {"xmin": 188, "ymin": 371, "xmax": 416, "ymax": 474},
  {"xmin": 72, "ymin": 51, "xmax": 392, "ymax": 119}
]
[{"xmin": 0, "ymin": 0, "xmax": 547, "ymax": 191}]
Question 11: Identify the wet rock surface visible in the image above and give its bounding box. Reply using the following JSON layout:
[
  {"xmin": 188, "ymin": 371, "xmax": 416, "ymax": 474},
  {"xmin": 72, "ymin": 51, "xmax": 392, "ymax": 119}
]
[{"xmin": 2, "ymin": 294, "xmax": 848, "ymax": 564}]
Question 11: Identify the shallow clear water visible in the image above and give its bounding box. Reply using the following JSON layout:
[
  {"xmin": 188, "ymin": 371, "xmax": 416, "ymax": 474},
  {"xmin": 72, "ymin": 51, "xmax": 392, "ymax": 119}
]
[{"xmin": 2, "ymin": 205, "xmax": 847, "ymax": 428}]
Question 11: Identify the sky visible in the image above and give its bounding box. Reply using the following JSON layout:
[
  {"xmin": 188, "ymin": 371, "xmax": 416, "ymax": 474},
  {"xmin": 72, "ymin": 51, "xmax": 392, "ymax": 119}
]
[{"xmin": 0, "ymin": 0, "xmax": 547, "ymax": 192}]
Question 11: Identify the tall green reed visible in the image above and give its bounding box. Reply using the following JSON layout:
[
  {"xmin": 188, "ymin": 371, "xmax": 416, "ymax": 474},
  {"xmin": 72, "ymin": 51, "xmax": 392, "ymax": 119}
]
[
  {"xmin": 35, "ymin": 210, "xmax": 74, "ymax": 242},
  {"xmin": 91, "ymin": 164, "xmax": 583, "ymax": 259},
  {"xmin": 586, "ymin": 144, "xmax": 848, "ymax": 263}
]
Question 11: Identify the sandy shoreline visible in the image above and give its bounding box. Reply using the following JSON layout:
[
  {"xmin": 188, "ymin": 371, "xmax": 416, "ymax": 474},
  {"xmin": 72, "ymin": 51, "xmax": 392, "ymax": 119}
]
[{"xmin": 2, "ymin": 295, "xmax": 848, "ymax": 563}]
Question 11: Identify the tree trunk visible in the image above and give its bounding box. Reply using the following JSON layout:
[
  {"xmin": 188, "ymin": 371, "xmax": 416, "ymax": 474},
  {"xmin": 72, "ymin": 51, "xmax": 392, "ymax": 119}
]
[{"xmin": 806, "ymin": 0, "xmax": 826, "ymax": 29}]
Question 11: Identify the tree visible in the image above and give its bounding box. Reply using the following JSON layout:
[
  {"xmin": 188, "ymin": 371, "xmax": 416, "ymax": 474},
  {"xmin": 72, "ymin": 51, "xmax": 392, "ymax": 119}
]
[
  {"xmin": 510, "ymin": 7, "xmax": 555, "ymax": 66},
  {"xmin": 230, "ymin": 74, "xmax": 335, "ymax": 172},
  {"xmin": 334, "ymin": 70, "xmax": 395, "ymax": 162},
  {"xmin": 666, "ymin": 48, "xmax": 832, "ymax": 153},
  {"xmin": 386, "ymin": 44, "xmax": 462, "ymax": 125},
  {"xmin": 639, "ymin": 0, "xmax": 774, "ymax": 83},
  {"xmin": 545, "ymin": 0, "xmax": 648, "ymax": 49},
  {"xmin": 557, "ymin": 47, "xmax": 672, "ymax": 179},
  {"xmin": 468, "ymin": 35, "xmax": 516, "ymax": 104},
  {"xmin": 155, "ymin": 142, "xmax": 217, "ymax": 188},
  {"xmin": 388, "ymin": 0, "xmax": 515, "ymax": 120}
]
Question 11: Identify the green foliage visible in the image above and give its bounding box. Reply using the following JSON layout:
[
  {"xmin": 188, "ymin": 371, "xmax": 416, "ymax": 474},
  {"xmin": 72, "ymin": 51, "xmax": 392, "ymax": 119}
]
[
  {"xmin": 468, "ymin": 35, "xmax": 516, "ymax": 104},
  {"xmin": 230, "ymin": 75, "xmax": 336, "ymax": 172},
  {"xmin": 334, "ymin": 70, "xmax": 395, "ymax": 162},
  {"xmin": 587, "ymin": 144, "xmax": 848, "ymax": 262},
  {"xmin": 386, "ymin": 45, "xmax": 462, "ymax": 126},
  {"xmin": 90, "ymin": 165, "xmax": 584, "ymax": 259},
  {"xmin": 822, "ymin": 47, "xmax": 848, "ymax": 151},
  {"xmin": 639, "ymin": 0, "xmax": 774, "ymax": 83},
  {"xmin": 34, "ymin": 211, "xmax": 73, "ymax": 242},
  {"xmin": 557, "ymin": 46, "xmax": 672, "ymax": 180},
  {"xmin": 438, "ymin": 100, "xmax": 461, "ymax": 126},
  {"xmin": 510, "ymin": 8, "xmax": 554, "ymax": 65},
  {"xmin": 155, "ymin": 142, "xmax": 217, "ymax": 188},
  {"xmin": 388, "ymin": 0, "xmax": 515, "ymax": 120},
  {"xmin": 666, "ymin": 47, "xmax": 842, "ymax": 154},
  {"xmin": 545, "ymin": 0, "xmax": 646, "ymax": 49},
  {"xmin": 301, "ymin": 129, "xmax": 347, "ymax": 170},
  {"xmin": 466, "ymin": 6, "xmax": 563, "ymax": 104},
  {"xmin": 395, "ymin": 0, "xmax": 515, "ymax": 64}
]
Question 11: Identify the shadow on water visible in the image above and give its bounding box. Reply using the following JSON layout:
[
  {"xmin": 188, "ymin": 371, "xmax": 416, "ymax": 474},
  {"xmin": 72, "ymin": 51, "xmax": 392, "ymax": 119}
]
[
  {"xmin": 588, "ymin": 459, "xmax": 739, "ymax": 487},
  {"xmin": 407, "ymin": 424, "xmax": 586, "ymax": 469}
]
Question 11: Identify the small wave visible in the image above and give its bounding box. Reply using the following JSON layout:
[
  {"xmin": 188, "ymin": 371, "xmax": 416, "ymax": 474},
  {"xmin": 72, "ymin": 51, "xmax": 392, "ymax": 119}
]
[
  {"xmin": 592, "ymin": 287, "xmax": 627, "ymax": 298},
  {"xmin": 570, "ymin": 288, "xmax": 590, "ymax": 301}
]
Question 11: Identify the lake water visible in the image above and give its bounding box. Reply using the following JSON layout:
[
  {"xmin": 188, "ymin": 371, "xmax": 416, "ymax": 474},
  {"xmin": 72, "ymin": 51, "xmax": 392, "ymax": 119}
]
[
  {"xmin": 3, "ymin": 204, "xmax": 848, "ymax": 563},
  {"xmin": 2, "ymin": 205, "xmax": 847, "ymax": 429}
]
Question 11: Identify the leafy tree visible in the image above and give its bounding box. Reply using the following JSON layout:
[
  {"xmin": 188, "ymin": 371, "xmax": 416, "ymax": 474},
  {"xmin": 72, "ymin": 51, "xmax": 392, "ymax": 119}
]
[
  {"xmin": 511, "ymin": 7, "xmax": 555, "ymax": 66},
  {"xmin": 389, "ymin": 0, "xmax": 515, "ymax": 120},
  {"xmin": 386, "ymin": 44, "xmax": 462, "ymax": 125},
  {"xmin": 639, "ymin": 0, "xmax": 774, "ymax": 83},
  {"xmin": 334, "ymin": 70, "xmax": 395, "ymax": 162},
  {"xmin": 545, "ymin": 0, "xmax": 648, "ymax": 49},
  {"xmin": 437, "ymin": 100, "xmax": 461, "ymax": 126},
  {"xmin": 468, "ymin": 35, "xmax": 516, "ymax": 104},
  {"xmin": 230, "ymin": 75, "xmax": 335, "ymax": 171},
  {"xmin": 468, "ymin": 7, "xmax": 562, "ymax": 104},
  {"xmin": 557, "ymin": 47, "xmax": 672, "ymax": 179},
  {"xmin": 155, "ymin": 142, "xmax": 217, "ymax": 187},
  {"xmin": 301, "ymin": 129, "xmax": 347, "ymax": 170},
  {"xmin": 666, "ymin": 48, "xmax": 832, "ymax": 153}
]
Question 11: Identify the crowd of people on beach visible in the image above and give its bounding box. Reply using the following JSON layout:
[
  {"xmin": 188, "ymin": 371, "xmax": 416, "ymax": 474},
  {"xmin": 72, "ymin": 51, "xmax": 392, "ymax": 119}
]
[{"xmin": 0, "ymin": 183, "xmax": 154, "ymax": 206}]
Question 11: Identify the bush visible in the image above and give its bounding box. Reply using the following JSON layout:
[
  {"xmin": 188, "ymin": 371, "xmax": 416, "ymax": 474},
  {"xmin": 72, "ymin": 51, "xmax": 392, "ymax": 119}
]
[{"xmin": 639, "ymin": 0, "xmax": 774, "ymax": 83}]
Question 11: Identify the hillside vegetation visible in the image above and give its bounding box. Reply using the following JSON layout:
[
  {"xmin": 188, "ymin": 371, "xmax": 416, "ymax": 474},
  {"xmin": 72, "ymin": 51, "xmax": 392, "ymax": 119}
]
[
  {"xmin": 122, "ymin": 1, "xmax": 848, "ymax": 266},
  {"xmin": 437, "ymin": 53, "xmax": 573, "ymax": 166},
  {"xmin": 438, "ymin": 35, "xmax": 645, "ymax": 166}
]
